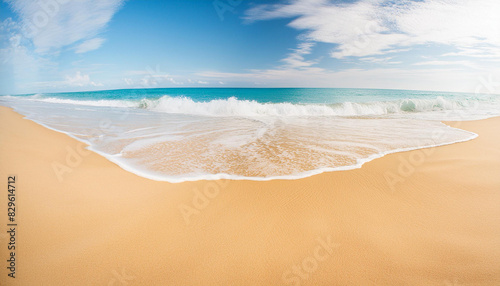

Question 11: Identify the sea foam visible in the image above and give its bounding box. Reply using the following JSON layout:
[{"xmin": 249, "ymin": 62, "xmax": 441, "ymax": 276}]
[
  {"xmin": 9, "ymin": 94, "xmax": 498, "ymax": 119},
  {"xmin": 1, "ymin": 90, "xmax": 498, "ymax": 182}
]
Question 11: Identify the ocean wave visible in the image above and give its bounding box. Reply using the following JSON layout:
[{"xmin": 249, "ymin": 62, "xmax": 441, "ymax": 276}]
[
  {"xmin": 0, "ymin": 92, "xmax": 487, "ymax": 182},
  {"xmin": 2, "ymin": 94, "xmax": 495, "ymax": 117}
]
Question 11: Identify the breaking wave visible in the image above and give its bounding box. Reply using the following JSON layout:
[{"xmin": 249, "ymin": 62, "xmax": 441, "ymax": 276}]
[{"xmin": 7, "ymin": 94, "xmax": 492, "ymax": 118}]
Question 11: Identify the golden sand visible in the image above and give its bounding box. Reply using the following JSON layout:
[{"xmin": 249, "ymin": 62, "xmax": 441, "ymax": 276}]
[{"xmin": 1, "ymin": 106, "xmax": 499, "ymax": 285}]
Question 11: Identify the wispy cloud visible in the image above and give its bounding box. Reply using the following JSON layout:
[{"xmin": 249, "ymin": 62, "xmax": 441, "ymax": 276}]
[
  {"xmin": 2, "ymin": 0, "xmax": 499, "ymax": 94},
  {"xmin": 64, "ymin": 71, "xmax": 102, "ymax": 87},
  {"xmin": 123, "ymin": 66, "xmax": 184, "ymax": 87},
  {"xmin": 442, "ymin": 46, "xmax": 500, "ymax": 59},
  {"xmin": 30, "ymin": 71, "xmax": 103, "ymax": 89},
  {"xmin": 360, "ymin": 56, "xmax": 401, "ymax": 64},
  {"xmin": 1, "ymin": 0, "xmax": 124, "ymax": 93},
  {"xmin": 6, "ymin": 0, "xmax": 124, "ymax": 54},
  {"xmin": 244, "ymin": 0, "xmax": 500, "ymax": 59},
  {"xmin": 215, "ymin": 0, "xmax": 500, "ymax": 91},
  {"xmin": 75, "ymin": 38, "xmax": 106, "ymax": 53},
  {"xmin": 282, "ymin": 42, "xmax": 316, "ymax": 68},
  {"xmin": 413, "ymin": 60, "xmax": 478, "ymax": 69},
  {"xmin": 198, "ymin": 66, "xmax": 492, "ymax": 92}
]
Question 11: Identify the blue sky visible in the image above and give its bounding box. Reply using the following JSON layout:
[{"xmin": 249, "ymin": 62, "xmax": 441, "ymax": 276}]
[{"xmin": 1, "ymin": 0, "xmax": 499, "ymax": 95}]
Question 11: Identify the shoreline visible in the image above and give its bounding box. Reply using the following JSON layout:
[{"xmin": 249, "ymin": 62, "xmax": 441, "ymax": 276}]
[
  {"xmin": 1, "ymin": 106, "xmax": 481, "ymax": 183},
  {"xmin": 1, "ymin": 105, "xmax": 499, "ymax": 285}
]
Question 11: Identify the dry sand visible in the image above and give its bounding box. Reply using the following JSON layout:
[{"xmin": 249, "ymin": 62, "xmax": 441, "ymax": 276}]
[{"xmin": 1, "ymin": 105, "xmax": 499, "ymax": 285}]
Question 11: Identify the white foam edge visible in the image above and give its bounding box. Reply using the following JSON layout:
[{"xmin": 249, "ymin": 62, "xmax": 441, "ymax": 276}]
[{"xmin": 10, "ymin": 105, "xmax": 479, "ymax": 184}]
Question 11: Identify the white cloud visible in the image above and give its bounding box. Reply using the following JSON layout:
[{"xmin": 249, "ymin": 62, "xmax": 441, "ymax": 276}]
[
  {"xmin": 169, "ymin": 77, "xmax": 182, "ymax": 85},
  {"xmin": 360, "ymin": 56, "xmax": 400, "ymax": 64},
  {"xmin": 198, "ymin": 66, "xmax": 499, "ymax": 93},
  {"xmin": 0, "ymin": 18, "xmax": 56, "ymax": 93},
  {"xmin": 6, "ymin": 0, "xmax": 124, "ymax": 54},
  {"xmin": 413, "ymin": 60, "xmax": 478, "ymax": 69},
  {"xmin": 75, "ymin": 37, "xmax": 105, "ymax": 53},
  {"xmin": 26, "ymin": 71, "xmax": 103, "ymax": 90},
  {"xmin": 64, "ymin": 71, "xmax": 102, "ymax": 87},
  {"xmin": 442, "ymin": 46, "xmax": 500, "ymax": 59},
  {"xmin": 123, "ymin": 78, "xmax": 133, "ymax": 85},
  {"xmin": 231, "ymin": 0, "xmax": 500, "ymax": 92},
  {"xmin": 245, "ymin": 0, "xmax": 500, "ymax": 59},
  {"xmin": 1, "ymin": 0, "xmax": 123, "ymax": 93},
  {"xmin": 282, "ymin": 42, "xmax": 316, "ymax": 68},
  {"xmin": 123, "ymin": 66, "xmax": 184, "ymax": 87}
]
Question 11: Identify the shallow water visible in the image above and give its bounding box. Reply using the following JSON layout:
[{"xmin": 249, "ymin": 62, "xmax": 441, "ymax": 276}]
[{"xmin": 1, "ymin": 88, "xmax": 498, "ymax": 182}]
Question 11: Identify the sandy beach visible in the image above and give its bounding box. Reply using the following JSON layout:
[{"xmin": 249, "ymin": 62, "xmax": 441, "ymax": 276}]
[{"xmin": 1, "ymin": 105, "xmax": 499, "ymax": 285}]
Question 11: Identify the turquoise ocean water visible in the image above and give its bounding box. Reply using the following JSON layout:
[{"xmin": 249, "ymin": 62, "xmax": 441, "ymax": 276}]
[{"xmin": 1, "ymin": 88, "xmax": 499, "ymax": 182}]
